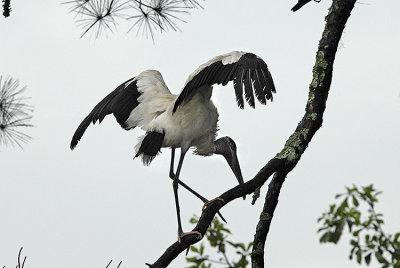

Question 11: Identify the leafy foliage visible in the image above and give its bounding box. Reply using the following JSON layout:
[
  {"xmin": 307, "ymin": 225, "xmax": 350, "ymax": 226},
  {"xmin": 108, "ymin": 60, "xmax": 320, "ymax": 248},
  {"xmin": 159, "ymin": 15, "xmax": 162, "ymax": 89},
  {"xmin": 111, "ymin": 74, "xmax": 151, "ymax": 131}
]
[
  {"xmin": 186, "ymin": 216, "xmax": 252, "ymax": 268},
  {"xmin": 318, "ymin": 184, "xmax": 400, "ymax": 267}
]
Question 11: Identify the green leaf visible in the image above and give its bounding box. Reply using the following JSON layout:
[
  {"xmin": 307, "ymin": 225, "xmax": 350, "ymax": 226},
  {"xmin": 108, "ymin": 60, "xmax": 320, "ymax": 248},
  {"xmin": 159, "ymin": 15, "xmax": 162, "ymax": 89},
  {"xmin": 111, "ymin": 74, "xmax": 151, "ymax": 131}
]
[
  {"xmin": 353, "ymin": 229, "xmax": 362, "ymax": 237},
  {"xmin": 236, "ymin": 243, "xmax": 246, "ymax": 251},
  {"xmin": 190, "ymin": 217, "xmax": 199, "ymax": 224},
  {"xmin": 186, "ymin": 256, "xmax": 199, "ymax": 263},
  {"xmin": 337, "ymin": 197, "xmax": 348, "ymax": 215},
  {"xmin": 190, "ymin": 246, "xmax": 199, "ymax": 253},
  {"xmin": 329, "ymin": 204, "xmax": 337, "ymax": 213},
  {"xmin": 365, "ymin": 234, "xmax": 370, "ymax": 244},
  {"xmin": 227, "ymin": 241, "xmax": 238, "ymax": 248},
  {"xmin": 394, "ymin": 232, "xmax": 400, "ymax": 242},
  {"xmin": 335, "ymin": 193, "xmax": 343, "ymax": 199},
  {"xmin": 347, "ymin": 219, "xmax": 353, "ymax": 232},
  {"xmin": 375, "ymin": 251, "xmax": 389, "ymax": 264},
  {"xmin": 331, "ymin": 219, "xmax": 345, "ymax": 243},
  {"xmin": 356, "ymin": 249, "xmax": 362, "ymax": 264},
  {"xmin": 352, "ymin": 196, "xmax": 359, "ymax": 207},
  {"xmin": 318, "ymin": 226, "xmax": 328, "ymax": 232},
  {"xmin": 365, "ymin": 253, "xmax": 372, "ymax": 265},
  {"xmin": 319, "ymin": 232, "xmax": 330, "ymax": 243}
]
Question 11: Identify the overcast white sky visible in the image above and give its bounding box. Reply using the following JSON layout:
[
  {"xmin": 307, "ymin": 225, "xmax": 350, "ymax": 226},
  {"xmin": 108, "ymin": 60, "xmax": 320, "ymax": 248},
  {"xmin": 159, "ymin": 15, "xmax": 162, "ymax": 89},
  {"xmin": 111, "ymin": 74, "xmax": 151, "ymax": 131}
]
[{"xmin": 1, "ymin": 1, "xmax": 399, "ymax": 267}]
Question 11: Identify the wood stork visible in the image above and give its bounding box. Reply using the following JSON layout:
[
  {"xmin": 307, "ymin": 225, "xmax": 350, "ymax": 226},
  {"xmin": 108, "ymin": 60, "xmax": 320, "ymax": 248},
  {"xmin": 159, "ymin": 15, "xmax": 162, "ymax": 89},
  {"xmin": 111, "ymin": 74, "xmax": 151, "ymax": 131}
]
[{"xmin": 70, "ymin": 51, "xmax": 276, "ymax": 241}]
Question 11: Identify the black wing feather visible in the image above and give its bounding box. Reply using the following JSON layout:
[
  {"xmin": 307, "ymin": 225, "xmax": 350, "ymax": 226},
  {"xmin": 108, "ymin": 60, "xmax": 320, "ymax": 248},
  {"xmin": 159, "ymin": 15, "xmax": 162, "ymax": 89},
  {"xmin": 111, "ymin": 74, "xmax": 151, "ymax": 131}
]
[
  {"xmin": 70, "ymin": 78, "xmax": 140, "ymax": 150},
  {"xmin": 233, "ymin": 69, "xmax": 245, "ymax": 109},
  {"xmin": 254, "ymin": 71, "xmax": 266, "ymax": 104},
  {"xmin": 173, "ymin": 52, "xmax": 276, "ymax": 113},
  {"xmin": 222, "ymin": 64, "xmax": 237, "ymax": 86},
  {"xmin": 261, "ymin": 69, "xmax": 275, "ymax": 100},
  {"xmin": 244, "ymin": 70, "xmax": 255, "ymax": 108}
]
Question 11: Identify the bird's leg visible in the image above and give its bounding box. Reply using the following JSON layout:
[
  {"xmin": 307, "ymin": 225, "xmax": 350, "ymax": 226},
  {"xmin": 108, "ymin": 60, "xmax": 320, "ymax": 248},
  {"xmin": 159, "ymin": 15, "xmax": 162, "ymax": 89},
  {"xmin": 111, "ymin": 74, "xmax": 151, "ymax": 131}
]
[
  {"xmin": 169, "ymin": 148, "xmax": 176, "ymax": 179},
  {"xmin": 172, "ymin": 150, "xmax": 202, "ymax": 242},
  {"xmin": 169, "ymin": 149, "xmax": 227, "ymax": 223}
]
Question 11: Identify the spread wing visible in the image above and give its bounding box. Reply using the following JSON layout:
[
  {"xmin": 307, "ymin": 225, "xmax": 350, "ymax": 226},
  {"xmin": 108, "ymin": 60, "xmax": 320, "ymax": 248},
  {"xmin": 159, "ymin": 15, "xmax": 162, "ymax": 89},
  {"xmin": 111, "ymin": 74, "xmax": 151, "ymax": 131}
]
[
  {"xmin": 173, "ymin": 51, "xmax": 276, "ymax": 113},
  {"xmin": 70, "ymin": 70, "xmax": 172, "ymax": 150}
]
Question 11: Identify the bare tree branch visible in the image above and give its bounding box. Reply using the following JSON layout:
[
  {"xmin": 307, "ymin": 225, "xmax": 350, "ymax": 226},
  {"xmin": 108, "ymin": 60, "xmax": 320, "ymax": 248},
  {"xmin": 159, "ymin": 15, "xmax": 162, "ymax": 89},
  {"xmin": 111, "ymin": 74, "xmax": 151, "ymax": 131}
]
[
  {"xmin": 251, "ymin": 0, "xmax": 358, "ymax": 266},
  {"xmin": 251, "ymin": 171, "xmax": 287, "ymax": 267},
  {"xmin": 146, "ymin": 0, "xmax": 358, "ymax": 266}
]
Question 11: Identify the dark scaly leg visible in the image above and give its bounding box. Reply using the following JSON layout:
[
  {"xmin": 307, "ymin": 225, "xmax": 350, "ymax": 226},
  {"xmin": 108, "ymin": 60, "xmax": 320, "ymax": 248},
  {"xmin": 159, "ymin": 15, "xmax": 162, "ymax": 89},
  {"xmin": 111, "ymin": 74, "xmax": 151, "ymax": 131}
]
[
  {"xmin": 169, "ymin": 149, "xmax": 227, "ymax": 223},
  {"xmin": 172, "ymin": 150, "xmax": 202, "ymax": 242}
]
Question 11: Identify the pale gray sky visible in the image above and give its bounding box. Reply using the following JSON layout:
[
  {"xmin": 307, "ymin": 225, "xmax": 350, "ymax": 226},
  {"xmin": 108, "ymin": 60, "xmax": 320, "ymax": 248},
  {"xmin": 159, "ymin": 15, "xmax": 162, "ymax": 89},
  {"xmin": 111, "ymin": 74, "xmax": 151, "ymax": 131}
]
[{"xmin": 1, "ymin": 1, "xmax": 399, "ymax": 267}]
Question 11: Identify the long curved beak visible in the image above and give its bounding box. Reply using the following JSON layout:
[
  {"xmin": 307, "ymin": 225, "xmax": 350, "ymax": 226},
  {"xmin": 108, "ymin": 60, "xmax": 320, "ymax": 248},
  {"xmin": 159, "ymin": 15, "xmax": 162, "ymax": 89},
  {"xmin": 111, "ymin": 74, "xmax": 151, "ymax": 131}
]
[{"xmin": 225, "ymin": 151, "xmax": 246, "ymax": 200}]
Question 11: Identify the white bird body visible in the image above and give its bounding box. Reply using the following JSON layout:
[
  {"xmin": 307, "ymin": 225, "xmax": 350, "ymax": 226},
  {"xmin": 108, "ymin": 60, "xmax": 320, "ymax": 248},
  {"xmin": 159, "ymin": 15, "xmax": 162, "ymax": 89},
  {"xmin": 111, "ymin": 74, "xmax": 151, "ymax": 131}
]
[
  {"xmin": 70, "ymin": 51, "xmax": 276, "ymax": 240},
  {"xmin": 125, "ymin": 70, "xmax": 219, "ymax": 159},
  {"xmin": 146, "ymin": 87, "xmax": 217, "ymax": 153}
]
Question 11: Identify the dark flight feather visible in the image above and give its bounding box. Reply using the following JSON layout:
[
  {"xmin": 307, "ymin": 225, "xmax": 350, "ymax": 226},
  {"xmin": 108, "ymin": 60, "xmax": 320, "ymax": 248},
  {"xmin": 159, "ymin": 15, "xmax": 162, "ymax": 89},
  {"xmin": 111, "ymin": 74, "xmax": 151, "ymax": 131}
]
[
  {"xmin": 173, "ymin": 52, "xmax": 275, "ymax": 113},
  {"xmin": 70, "ymin": 78, "xmax": 140, "ymax": 150}
]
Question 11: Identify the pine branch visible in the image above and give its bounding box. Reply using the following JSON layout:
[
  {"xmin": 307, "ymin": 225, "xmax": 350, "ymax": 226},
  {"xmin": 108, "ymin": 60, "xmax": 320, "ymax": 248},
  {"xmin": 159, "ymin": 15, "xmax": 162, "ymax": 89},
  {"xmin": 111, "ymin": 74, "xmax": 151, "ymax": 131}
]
[
  {"xmin": 2, "ymin": 0, "xmax": 11, "ymax": 17},
  {"xmin": 64, "ymin": 0, "xmax": 205, "ymax": 39}
]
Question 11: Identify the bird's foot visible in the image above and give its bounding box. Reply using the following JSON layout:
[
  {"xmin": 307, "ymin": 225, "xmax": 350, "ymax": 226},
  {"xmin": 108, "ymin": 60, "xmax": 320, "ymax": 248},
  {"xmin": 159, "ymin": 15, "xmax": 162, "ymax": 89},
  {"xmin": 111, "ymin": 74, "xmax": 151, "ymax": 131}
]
[
  {"xmin": 202, "ymin": 197, "xmax": 225, "ymax": 210},
  {"xmin": 178, "ymin": 230, "xmax": 202, "ymax": 243}
]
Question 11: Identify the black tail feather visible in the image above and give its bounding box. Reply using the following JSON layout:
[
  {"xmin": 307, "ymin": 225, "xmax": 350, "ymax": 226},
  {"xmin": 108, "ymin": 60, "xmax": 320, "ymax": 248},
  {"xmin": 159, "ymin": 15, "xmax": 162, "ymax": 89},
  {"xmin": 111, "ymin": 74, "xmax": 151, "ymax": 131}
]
[{"xmin": 135, "ymin": 131, "xmax": 165, "ymax": 165}]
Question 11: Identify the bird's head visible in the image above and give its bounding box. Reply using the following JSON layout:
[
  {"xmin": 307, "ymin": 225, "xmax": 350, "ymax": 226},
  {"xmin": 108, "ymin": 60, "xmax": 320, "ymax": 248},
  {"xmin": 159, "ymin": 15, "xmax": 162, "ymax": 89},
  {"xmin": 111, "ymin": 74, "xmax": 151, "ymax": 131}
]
[{"xmin": 214, "ymin": 136, "xmax": 245, "ymax": 199}]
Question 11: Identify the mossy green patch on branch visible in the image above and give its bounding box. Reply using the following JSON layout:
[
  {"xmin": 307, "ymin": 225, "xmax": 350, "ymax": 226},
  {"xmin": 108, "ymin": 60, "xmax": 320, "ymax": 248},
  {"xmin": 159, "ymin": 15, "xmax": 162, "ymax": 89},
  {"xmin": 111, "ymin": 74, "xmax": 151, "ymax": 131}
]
[
  {"xmin": 316, "ymin": 51, "xmax": 328, "ymax": 69},
  {"xmin": 276, "ymin": 146, "xmax": 297, "ymax": 162},
  {"xmin": 251, "ymin": 242, "xmax": 264, "ymax": 256},
  {"xmin": 300, "ymin": 128, "xmax": 309, "ymax": 140},
  {"xmin": 276, "ymin": 131, "xmax": 304, "ymax": 162},
  {"xmin": 311, "ymin": 77, "xmax": 318, "ymax": 89},
  {"xmin": 308, "ymin": 91, "xmax": 315, "ymax": 104},
  {"xmin": 322, "ymin": 27, "xmax": 330, "ymax": 38},
  {"xmin": 306, "ymin": 113, "xmax": 318, "ymax": 121}
]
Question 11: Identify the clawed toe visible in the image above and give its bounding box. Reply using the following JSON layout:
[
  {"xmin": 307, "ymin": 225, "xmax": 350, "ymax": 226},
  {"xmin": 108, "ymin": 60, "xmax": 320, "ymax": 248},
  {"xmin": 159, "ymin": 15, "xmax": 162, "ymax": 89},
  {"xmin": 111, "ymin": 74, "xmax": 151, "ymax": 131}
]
[
  {"xmin": 202, "ymin": 197, "xmax": 225, "ymax": 210},
  {"xmin": 178, "ymin": 230, "xmax": 202, "ymax": 243}
]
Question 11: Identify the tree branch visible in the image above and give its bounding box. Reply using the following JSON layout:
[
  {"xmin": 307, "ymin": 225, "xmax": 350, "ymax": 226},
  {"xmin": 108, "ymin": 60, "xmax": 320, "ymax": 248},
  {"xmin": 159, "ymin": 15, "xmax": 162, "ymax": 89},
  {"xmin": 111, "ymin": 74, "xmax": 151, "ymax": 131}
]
[
  {"xmin": 251, "ymin": 171, "xmax": 287, "ymax": 267},
  {"xmin": 148, "ymin": 0, "xmax": 357, "ymax": 266},
  {"xmin": 251, "ymin": 0, "xmax": 357, "ymax": 267}
]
